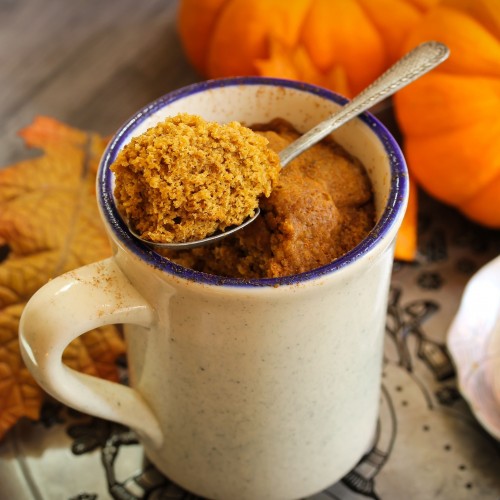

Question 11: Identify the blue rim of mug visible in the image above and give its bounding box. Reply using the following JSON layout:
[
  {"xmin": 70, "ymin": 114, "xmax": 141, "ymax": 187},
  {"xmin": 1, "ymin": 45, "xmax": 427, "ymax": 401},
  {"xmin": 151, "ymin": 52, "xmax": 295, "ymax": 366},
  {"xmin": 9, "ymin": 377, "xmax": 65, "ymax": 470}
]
[{"xmin": 97, "ymin": 76, "xmax": 408, "ymax": 288}]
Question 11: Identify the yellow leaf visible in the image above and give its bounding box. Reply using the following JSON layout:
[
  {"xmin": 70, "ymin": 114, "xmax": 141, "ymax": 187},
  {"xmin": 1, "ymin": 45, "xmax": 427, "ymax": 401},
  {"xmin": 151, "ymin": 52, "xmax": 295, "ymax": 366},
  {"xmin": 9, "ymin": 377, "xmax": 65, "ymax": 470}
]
[{"xmin": 0, "ymin": 117, "xmax": 125, "ymax": 441}]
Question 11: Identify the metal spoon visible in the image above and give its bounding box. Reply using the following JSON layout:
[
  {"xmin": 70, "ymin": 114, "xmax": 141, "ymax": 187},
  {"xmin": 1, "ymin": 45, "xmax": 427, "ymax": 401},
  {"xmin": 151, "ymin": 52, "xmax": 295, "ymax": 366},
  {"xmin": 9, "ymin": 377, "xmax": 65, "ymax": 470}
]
[{"xmin": 127, "ymin": 41, "xmax": 450, "ymax": 251}]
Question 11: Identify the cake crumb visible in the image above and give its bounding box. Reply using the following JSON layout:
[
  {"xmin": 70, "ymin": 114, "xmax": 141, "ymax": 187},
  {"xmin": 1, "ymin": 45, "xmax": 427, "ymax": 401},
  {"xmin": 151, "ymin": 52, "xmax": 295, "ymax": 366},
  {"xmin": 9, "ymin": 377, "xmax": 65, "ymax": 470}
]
[{"xmin": 111, "ymin": 113, "xmax": 281, "ymax": 243}]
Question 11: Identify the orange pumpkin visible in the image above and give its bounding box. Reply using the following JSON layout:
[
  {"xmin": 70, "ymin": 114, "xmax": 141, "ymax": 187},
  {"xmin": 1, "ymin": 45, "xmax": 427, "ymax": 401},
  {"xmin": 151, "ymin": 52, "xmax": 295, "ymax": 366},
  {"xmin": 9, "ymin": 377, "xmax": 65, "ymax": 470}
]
[
  {"xmin": 394, "ymin": 0, "xmax": 500, "ymax": 228},
  {"xmin": 178, "ymin": 0, "xmax": 438, "ymax": 97}
]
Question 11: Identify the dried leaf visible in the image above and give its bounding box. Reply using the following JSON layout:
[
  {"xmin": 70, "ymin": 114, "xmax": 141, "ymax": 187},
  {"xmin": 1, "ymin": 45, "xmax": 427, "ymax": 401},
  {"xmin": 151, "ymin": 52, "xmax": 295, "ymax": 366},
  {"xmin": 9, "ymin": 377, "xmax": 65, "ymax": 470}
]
[{"xmin": 0, "ymin": 117, "xmax": 125, "ymax": 440}]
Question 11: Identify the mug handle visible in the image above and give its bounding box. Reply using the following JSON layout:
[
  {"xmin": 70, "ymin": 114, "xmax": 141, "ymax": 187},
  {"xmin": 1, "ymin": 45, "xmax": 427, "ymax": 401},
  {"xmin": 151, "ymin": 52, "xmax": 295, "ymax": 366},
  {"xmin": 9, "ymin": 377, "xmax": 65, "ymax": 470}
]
[{"xmin": 19, "ymin": 257, "xmax": 163, "ymax": 448}]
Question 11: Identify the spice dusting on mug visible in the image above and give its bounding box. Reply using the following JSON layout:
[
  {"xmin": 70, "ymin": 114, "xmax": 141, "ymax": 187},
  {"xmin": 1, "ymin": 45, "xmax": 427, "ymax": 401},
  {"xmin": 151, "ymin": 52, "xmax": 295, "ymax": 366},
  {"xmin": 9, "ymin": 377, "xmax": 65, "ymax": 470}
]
[{"xmin": 111, "ymin": 113, "xmax": 281, "ymax": 244}]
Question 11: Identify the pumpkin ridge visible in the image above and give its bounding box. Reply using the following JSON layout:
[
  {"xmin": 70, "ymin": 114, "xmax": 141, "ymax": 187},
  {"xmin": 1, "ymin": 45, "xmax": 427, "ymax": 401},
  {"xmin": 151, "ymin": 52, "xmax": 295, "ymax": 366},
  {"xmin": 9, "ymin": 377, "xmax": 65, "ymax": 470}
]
[
  {"xmin": 460, "ymin": 160, "xmax": 500, "ymax": 208},
  {"xmin": 395, "ymin": 73, "xmax": 500, "ymax": 138},
  {"xmin": 406, "ymin": 120, "xmax": 500, "ymax": 206},
  {"xmin": 461, "ymin": 170, "xmax": 500, "ymax": 227},
  {"xmin": 403, "ymin": 6, "xmax": 500, "ymax": 78},
  {"xmin": 253, "ymin": 0, "xmax": 316, "ymax": 83},
  {"xmin": 405, "ymin": 0, "xmax": 438, "ymax": 11},
  {"xmin": 178, "ymin": 0, "xmax": 231, "ymax": 75},
  {"xmin": 208, "ymin": 0, "xmax": 234, "ymax": 67},
  {"xmin": 206, "ymin": 0, "xmax": 312, "ymax": 78},
  {"xmin": 299, "ymin": 0, "xmax": 386, "ymax": 96},
  {"xmin": 356, "ymin": 0, "xmax": 436, "ymax": 66},
  {"xmin": 440, "ymin": 0, "xmax": 500, "ymax": 42}
]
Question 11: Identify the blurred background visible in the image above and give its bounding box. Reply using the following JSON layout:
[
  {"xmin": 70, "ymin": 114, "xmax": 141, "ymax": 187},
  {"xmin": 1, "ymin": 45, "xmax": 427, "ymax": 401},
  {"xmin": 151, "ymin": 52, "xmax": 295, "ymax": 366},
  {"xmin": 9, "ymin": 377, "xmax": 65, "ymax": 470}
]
[{"xmin": 0, "ymin": 0, "xmax": 197, "ymax": 166}]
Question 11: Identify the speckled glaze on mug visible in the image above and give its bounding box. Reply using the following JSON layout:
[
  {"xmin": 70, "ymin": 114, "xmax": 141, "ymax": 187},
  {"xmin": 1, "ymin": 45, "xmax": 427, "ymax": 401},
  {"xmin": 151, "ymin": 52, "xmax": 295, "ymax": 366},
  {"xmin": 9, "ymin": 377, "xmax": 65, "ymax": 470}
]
[{"xmin": 19, "ymin": 78, "xmax": 408, "ymax": 500}]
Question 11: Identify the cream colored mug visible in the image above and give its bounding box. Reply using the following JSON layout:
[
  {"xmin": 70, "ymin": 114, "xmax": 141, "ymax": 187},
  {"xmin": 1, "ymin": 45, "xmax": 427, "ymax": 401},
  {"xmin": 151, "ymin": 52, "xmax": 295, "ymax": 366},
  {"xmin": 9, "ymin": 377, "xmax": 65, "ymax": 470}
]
[{"xmin": 19, "ymin": 78, "xmax": 408, "ymax": 500}]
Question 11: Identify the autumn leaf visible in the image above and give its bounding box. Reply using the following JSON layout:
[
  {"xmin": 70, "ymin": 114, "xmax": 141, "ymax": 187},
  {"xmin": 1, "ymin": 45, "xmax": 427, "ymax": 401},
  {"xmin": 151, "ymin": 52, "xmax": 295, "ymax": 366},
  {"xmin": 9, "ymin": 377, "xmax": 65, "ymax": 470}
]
[{"xmin": 0, "ymin": 117, "xmax": 125, "ymax": 440}]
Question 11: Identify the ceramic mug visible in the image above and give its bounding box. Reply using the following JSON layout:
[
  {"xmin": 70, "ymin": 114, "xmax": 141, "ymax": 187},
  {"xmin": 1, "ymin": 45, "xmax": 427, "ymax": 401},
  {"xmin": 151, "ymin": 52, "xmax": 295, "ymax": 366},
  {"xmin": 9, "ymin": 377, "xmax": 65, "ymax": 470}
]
[{"xmin": 19, "ymin": 77, "xmax": 408, "ymax": 500}]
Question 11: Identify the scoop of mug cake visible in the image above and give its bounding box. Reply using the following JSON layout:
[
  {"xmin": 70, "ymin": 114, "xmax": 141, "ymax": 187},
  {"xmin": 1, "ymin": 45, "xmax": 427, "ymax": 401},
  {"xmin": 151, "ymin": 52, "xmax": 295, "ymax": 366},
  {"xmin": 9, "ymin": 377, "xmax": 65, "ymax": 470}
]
[{"xmin": 111, "ymin": 113, "xmax": 281, "ymax": 243}]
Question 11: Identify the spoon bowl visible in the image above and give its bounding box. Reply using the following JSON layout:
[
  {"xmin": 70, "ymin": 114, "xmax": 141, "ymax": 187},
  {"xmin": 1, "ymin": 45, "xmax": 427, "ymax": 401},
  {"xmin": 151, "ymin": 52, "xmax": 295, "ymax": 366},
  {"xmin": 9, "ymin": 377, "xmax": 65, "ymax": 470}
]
[
  {"xmin": 123, "ymin": 41, "xmax": 449, "ymax": 250},
  {"xmin": 128, "ymin": 208, "xmax": 261, "ymax": 250}
]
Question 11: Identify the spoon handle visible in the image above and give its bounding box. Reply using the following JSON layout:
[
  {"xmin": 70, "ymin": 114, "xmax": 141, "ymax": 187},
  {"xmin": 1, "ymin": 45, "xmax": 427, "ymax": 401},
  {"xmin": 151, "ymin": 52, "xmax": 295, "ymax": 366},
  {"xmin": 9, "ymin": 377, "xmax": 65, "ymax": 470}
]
[{"xmin": 278, "ymin": 41, "xmax": 450, "ymax": 167}]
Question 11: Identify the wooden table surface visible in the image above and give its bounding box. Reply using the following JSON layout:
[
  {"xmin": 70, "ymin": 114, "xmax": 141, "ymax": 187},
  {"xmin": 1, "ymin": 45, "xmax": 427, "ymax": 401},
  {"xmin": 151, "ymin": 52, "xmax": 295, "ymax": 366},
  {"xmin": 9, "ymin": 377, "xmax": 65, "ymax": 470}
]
[
  {"xmin": 1, "ymin": 2, "xmax": 500, "ymax": 500},
  {"xmin": 0, "ymin": 0, "xmax": 198, "ymax": 167}
]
